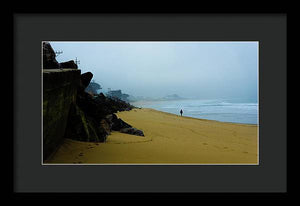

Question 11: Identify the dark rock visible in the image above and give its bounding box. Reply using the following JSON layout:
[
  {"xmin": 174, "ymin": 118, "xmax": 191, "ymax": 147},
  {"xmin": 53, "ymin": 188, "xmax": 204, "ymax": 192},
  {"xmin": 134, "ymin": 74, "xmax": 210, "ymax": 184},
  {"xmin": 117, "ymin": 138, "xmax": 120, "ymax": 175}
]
[
  {"xmin": 77, "ymin": 92, "xmax": 109, "ymax": 121},
  {"xmin": 64, "ymin": 103, "xmax": 107, "ymax": 142},
  {"xmin": 48, "ymin": 68, "xmax": 139, "ymax": 143},
  {"xmin": 113, "ymin": 118, "xmax": 132, "ymax": 131},
  {"xmin": 94, "ymin": 119, "xmax": 110, "ymax": 142},
  {"xmin": 43, "ymin": 69, "xmax": 81, "ymax": 160},
  {"xmin": 105, "ymin": 114, "xmax": 118, "ymax": 124},
  {"xmin": 42, "ymin": 42, "xmax": 78, "ymax": 70},
  {"xmin": 43, "ymin": 42, "xmax": 60, "ymax": 69},
  {"xmin": 100, "ymin": 119, "xmax": 111, "ymax": 135},
  {"xmin": 98, "ymin": 92, "xmax": 106, "ymax": 100},
  {"xmin": 94, "ymin": 94, "xmax": 134, "ymax": 113},
  {"xmin": 59, "ymin": 60, "xmax": 78, "ymax": 69},
  {"xmin": 80, "ymin": 72, "xmax": 93, "ymax": 89},
  {"xmin": 105, "ymin": 114, "xmax": 132, "ymax": 131},
  {"xmin": 120, "ymin": 127, "xmax": 145, "ymax": 136}
]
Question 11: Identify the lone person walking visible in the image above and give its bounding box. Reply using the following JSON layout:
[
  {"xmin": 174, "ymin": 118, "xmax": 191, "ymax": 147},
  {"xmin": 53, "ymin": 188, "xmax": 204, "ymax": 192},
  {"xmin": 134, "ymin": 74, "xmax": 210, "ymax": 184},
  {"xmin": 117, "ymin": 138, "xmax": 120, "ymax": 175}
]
[{"xmin": 180, "ymin": 109, "xmax": 183, "ymax": 116}]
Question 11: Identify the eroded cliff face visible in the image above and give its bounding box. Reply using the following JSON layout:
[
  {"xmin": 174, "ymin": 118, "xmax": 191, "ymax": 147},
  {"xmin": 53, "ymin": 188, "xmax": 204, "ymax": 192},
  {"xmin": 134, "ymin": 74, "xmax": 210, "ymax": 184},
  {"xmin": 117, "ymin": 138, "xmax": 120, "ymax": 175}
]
[{"xmin": 43, "ymin": 69, "xmax": 81, "ymax": 160}]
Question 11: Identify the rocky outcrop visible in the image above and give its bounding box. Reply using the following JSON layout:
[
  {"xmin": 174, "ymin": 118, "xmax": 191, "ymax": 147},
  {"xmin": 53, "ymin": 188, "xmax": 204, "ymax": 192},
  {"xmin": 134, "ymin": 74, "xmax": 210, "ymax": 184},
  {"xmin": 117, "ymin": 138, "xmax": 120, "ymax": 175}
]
[
  {"xmin": 42, "ymin": 42, "xmax": 78, "ymax": 69},
  {"xmin": 42, "ymin": 42, "xmax": 60, "ymax": 69},
  {"xmin": 80, "ymin": 72, "xmax": 93, "ymax": 89},
  {"xmin": 105, "ymin": 114, "xmax": 132, "ymax": 131},
  {"xmin": 94, "ymin": 93, "xmax": 134, "ymax": 114},
  {"xmin": 43, "ymin": 69, "xmax": 81, "ymax": 160},
  {"xmin": 43, "ymin": 42, "xmax": 144, "ymax": 160},
  {"xmin": 104, "ymin": 114, "xmax": 144, "ymax": 136},
  {"xmin": 64, "ymin": 72, "xmax": 108, "ymax": 142},
  {"xmin": 64, "ymin": 71, "xmax": 143, "ymax": 143},
  {"xmin": 120, "ymin": 127, "xmax": 145, "ymax": 136},
  {"xmin": 64, "ymin": 104, "xmax": 107, "ymax": 142},
  {"xmin": 59, "ymin": 60, "xmax": 78, "ymax": 69}
]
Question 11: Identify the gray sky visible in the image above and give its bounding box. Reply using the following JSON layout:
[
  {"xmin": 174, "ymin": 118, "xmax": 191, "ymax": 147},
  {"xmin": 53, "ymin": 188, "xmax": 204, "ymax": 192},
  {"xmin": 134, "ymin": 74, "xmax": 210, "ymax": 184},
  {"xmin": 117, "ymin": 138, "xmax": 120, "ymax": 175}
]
[{"xmin": 50, "ymin": 41, "xmax": 258, "ymax": 102}]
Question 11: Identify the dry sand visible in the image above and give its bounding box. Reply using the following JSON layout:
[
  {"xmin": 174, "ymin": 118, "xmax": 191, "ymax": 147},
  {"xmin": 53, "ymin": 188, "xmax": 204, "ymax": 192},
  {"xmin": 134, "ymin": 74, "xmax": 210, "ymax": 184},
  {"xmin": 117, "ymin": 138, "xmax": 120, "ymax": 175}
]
[{"xmin": 45, "ymin": 108, "xmax": 258, "ymax": 164}]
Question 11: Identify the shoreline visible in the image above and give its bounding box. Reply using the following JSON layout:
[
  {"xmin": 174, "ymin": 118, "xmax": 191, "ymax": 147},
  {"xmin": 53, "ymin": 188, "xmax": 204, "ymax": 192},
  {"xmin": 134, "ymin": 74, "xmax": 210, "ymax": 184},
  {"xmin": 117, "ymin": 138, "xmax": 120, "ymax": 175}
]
[
  {"xmin": 136, "ymin": 107, "xmax": 258, "ymax": 126},
  {"xmin": 131, "ymin": 99, "xmax": 258, "ymax": 125},
  {"xmin": 45, "ymin": 108, "xmax": 258, "ymax": 164}
]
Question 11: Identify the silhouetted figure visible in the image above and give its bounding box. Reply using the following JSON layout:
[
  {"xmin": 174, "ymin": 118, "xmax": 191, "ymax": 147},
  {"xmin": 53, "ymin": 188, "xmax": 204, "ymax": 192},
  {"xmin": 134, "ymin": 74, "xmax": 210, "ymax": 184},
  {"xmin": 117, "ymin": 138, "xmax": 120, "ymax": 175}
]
[{"xmin": 180, "ymin": 109, "xmax": 183, "ymax": 116}]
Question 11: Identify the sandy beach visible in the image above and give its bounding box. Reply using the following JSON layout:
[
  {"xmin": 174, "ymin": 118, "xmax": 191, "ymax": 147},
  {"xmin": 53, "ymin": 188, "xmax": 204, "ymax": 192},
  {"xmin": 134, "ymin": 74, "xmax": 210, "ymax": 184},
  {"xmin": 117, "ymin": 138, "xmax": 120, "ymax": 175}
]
[{"xmin": 45, "ymin": 108, "xmax": 258, "ymax": 164}]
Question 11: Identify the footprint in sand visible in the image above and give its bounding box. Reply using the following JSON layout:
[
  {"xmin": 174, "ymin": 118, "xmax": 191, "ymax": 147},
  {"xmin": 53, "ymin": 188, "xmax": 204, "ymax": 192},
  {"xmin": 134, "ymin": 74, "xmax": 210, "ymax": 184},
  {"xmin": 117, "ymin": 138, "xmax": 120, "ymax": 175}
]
[
  {"xmin": 203, "ymin": 143, "xmax": 208, "ymax": 146},
  {"xmin": 223, "ymin": 147, "xmax": 228, "ymax": 149},
  {"xmin": 243, "ymin": 151, "xmax": 249, "ymax": 154}
]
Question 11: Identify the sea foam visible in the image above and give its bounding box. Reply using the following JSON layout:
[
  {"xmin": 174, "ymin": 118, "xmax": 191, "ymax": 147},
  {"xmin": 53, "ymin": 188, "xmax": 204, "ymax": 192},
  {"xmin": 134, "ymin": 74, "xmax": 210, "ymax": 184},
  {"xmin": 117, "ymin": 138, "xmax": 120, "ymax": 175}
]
[{"xmin": 132, "ymin": 99, "xmax": 258, "ymax": 124}]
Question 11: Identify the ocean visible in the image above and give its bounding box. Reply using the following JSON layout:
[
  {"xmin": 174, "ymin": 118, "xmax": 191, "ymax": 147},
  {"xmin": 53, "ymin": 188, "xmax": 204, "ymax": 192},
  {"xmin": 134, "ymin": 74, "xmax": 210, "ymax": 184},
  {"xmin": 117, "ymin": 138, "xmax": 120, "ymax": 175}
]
[{"xmin": 132, "ymin": 99, "xmax": 258, "ymax": 125}]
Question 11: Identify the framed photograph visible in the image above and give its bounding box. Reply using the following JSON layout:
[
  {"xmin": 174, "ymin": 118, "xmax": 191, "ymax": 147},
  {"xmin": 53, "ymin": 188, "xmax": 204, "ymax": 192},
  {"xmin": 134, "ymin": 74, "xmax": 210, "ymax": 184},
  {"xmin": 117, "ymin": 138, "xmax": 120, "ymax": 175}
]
[
  {"xmin": 13, "ymin": 12, "xmax": 287, "ymax": 194},
  {"xmin": 42, "ymin": 41, "xmax": 259, "ymax": 166}
]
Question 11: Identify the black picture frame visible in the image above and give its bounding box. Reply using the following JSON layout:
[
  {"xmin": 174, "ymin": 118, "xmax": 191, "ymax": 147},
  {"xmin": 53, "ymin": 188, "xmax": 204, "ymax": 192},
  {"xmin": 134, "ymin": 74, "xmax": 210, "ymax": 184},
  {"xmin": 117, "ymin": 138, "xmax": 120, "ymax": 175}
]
[{"xmin": 12, "ymin": 12, "xmax": 287, "ymax": 195}]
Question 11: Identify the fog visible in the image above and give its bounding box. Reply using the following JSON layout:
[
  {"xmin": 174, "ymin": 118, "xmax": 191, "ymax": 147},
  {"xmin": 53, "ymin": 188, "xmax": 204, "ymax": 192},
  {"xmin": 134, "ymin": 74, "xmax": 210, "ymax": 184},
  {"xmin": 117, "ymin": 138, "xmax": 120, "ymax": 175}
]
[{"xmin": 50, "ymin": 41, "xmax": 258, "ymax": 102}]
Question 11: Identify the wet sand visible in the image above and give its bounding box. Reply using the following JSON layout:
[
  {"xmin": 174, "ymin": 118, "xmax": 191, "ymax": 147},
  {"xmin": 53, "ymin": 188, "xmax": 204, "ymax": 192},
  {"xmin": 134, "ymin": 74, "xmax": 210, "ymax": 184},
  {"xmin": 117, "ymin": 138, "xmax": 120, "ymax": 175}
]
[{"xmin": 45, "ymin": 108, "xmax": 258, "ymax": 164}]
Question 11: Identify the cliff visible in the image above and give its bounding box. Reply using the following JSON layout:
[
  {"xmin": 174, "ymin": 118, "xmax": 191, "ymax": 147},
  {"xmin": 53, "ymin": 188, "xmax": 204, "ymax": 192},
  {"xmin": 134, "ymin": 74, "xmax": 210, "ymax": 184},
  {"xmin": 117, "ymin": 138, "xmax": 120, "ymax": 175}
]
[
  {"xmin": 42, "ymin": 42, "xmax": 144, "ymax": 161},
  {"xmin": 43, "ymin": 69, "xmax": 81, "ymax": 160}
]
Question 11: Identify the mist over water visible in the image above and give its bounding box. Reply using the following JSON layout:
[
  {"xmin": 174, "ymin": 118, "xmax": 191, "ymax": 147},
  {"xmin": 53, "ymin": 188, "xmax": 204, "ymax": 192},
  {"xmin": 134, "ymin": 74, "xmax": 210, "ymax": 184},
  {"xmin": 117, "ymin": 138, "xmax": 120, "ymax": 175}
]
[
  {"xmin": 132, "ymin": 98, "xmax": 258, "ymax": 124},
  {"xmin": 50, "ymin": 41, "xmax": 258, "ymax": 124}
]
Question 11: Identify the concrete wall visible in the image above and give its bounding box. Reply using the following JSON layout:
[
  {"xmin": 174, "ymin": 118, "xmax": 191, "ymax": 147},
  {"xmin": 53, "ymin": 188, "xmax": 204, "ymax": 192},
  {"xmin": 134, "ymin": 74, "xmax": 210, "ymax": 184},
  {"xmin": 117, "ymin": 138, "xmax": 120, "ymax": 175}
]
[{"xmin": 43, "ymin": 69, "xmax": 81, "ymax": 160}]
